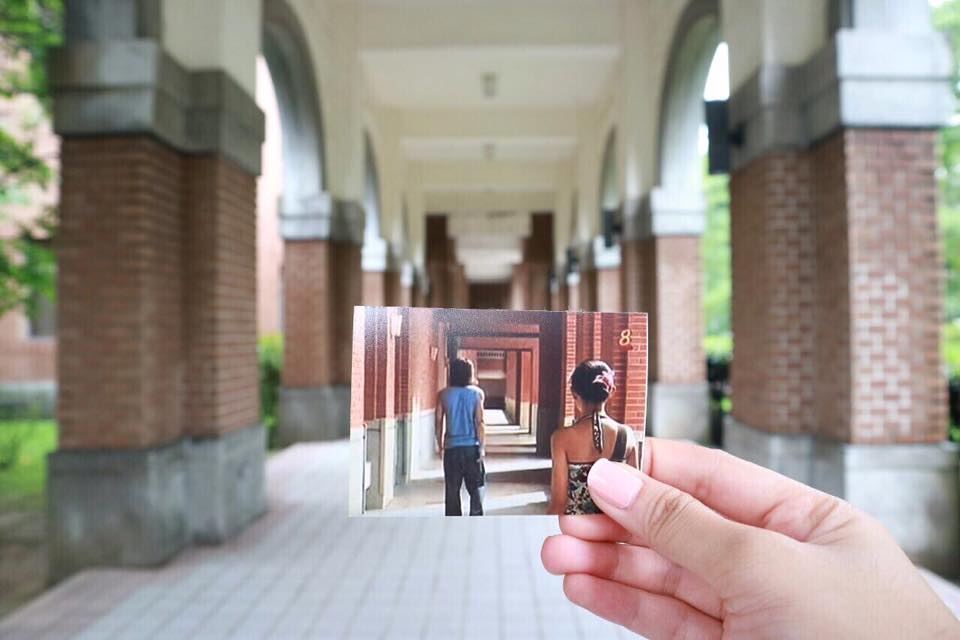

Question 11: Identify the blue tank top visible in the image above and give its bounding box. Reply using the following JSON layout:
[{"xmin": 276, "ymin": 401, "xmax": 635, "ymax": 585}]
[{"xmin": 444, "ymin": 386, "xmax": 482, "ymax": 449}]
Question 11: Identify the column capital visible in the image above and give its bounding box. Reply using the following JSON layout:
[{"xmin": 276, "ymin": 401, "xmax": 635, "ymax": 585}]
[
  {"xmin": 49, "ymin": 40, "xmax": 264, "ymax": 175},
  {"xmin": 280, "ymin": 195, "xmax": 365, "ymax": 244},
  {"xmin": 729, "ymin": 28, "xmax": 954, "ymax": 171},
  {"xmin": 624, "ymin": 188, "xmax": 706, "ymax": 240}
]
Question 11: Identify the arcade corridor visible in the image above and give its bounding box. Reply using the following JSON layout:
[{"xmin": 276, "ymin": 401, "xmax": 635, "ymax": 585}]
[{"xmin": 18, "ymin": 0, "xmax": 959, "ymax": 607}]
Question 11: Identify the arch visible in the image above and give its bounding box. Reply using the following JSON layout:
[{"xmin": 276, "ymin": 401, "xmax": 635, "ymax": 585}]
[
  {"xmin": 598, "ymin": 127, "xmax": 619, "ymax": 214},
  {"xmin": 363, "ymin": 130, "xmax": 382, "ymax": 243},
  {"xmin": 261, "ymin": 0, "xmax": 326, "ymax": 216},
  {"xmin": 656, "ymin": 0, "xmax": 722, "ymax": 193}
]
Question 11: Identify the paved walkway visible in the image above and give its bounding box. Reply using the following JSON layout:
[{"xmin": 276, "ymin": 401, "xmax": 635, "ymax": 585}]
[
  {"xmin": 1, "ymin": 441, "xmax": 958, "ymax": 639},
  {"xmin": 0, "ymin": 442, "xmax": 632, "ymax": 639}
]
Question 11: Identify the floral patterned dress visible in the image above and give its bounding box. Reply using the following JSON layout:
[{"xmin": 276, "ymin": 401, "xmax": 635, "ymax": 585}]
[{"xmin": 563, "ymin": 423, "xmax": 633, "ymax": 515}]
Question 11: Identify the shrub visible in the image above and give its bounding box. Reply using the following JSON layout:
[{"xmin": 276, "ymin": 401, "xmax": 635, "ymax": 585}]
[{"xmin": 259, "ymin": 333, "xmax": 283, "ymax": 449}]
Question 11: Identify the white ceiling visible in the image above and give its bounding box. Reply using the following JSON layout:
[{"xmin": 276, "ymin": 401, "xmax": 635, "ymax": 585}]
[
  {"xmin": 356, "ymin": 0, "xmax": 620, "ymax": 282},
  {"xmin": 362, "ymin": 46, "xmax": 619, "ymax": 109},
  {"xmin": 402, "ymin": 136, "xmax": 576, "ymax": 162}
]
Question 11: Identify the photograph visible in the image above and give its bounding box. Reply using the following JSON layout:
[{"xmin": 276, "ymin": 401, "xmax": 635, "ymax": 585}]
[{"xmin": 349, "ymin": 307, "xmax": 647, "ymax": 517}]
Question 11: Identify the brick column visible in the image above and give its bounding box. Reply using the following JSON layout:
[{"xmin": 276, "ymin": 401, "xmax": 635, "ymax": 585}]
[
  {"xmin": 621, "ymin": 192, "xmax": 708, "ymax": 441},
  {"xmin": 49, "ymin": 26, "xmax": 266, "ymax": 579},
  {"xmin": 723, "ymin": 21, "xmax": 956, "ymax": 573},
  {"xmin": 278, "ymin": 201, "xmax": 363, "ymax": 444}
]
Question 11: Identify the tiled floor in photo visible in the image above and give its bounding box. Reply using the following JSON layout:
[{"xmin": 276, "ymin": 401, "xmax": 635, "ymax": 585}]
[{"xmin": 2, "ymin": 441, "xmax": 959, "ymax": 639}]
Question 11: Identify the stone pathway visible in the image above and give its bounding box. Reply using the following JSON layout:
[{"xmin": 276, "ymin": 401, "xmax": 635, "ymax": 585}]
[
  {"xmin": 0, "ymin": 442, "xmax": 632, "ymax": 639},
  {"xmin": 1, "ymin": 441, "xmax": 958, "ymax": 639}
]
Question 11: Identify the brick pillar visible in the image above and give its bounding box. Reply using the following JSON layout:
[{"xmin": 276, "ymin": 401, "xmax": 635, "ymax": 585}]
[
  {"xmin": 48, "ymin": 10, "xmax": 268, "ymax": 580},
  {"xmin": 595, "ymin": 268, "xmax": 621, "ymax": 312},
  {"xmin": 620, "ymin": 197, "xmax": 707, "ymax": 441},
  {"xmin": 726, "ymin": 129, "xmax": 955, "ymax": 573},
  {"xmin": 279, "ymin": 219, "xmax": 361, "ymax": 443},
  {"xmin": 729, "ymin": 152, "xmax": 816, "ymax": 438}
]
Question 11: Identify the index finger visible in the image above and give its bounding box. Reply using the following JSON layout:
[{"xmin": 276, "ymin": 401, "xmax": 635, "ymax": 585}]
[{"xmin": 644, "ymin": 437, "xmax": 841, "ymax": 541}]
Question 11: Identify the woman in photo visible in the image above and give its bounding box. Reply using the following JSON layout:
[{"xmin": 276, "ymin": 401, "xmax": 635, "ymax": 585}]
[
  {"xmin": 547, "ymin": 359, "xmax": 639, "ymax": 515},
  {"xmin": 435, "ymin": 357, "xmax": 486, "ymax": 516}
]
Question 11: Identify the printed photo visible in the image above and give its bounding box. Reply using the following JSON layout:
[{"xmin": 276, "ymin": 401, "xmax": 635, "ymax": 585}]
[{"xmin": 349, "ymin": 307, "xmax": 647, "ymax": 517}]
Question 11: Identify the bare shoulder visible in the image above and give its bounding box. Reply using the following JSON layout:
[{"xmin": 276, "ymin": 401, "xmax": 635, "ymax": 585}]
[{"xmin": 551, "ymin": 423, "xmax": 574, "ymax": 446}]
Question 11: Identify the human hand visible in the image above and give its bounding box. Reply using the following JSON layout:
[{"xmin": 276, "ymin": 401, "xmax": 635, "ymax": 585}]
[{"xmin": 541, "ymin": 437, "xmax": 959, "ymax": 639}]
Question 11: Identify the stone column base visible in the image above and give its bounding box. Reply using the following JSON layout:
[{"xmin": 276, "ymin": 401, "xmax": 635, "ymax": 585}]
[
  {"xmin": 723, "ymin": 416, "xmax": 814, "ymax": 483},
  {"xmin": 724, "ymin": 417, "xmax": 960, "ymax": 577},
  {"xmin": 186, "ymin": 425, "xmax": 267, "ymax": 544},
  {"xmin": 278, "ymin": 386, "xmax": 350, "ymax": 444},
  {"xmin": 48, "ymin": 423, "xmax": 266, "ymax": 582},
  {"xmin": 648, "ymin": 382, "xmax": 710, "ymax": 442}
]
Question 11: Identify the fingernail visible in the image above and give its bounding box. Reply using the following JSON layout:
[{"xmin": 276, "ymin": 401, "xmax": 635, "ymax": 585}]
[{"xmin": 588, "ymin": 458, "xmax": 642, "ymax": 509}]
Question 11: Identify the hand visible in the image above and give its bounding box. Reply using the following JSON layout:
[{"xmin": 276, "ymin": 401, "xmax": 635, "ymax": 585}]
[{"xmin": 541, "ymin": 438, "xmax": 959, "ymax": 639}]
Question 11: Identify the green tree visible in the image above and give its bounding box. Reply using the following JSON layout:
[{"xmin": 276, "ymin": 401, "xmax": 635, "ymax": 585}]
[
  {"xmin": 702, "ymin": 159, "xmax": 731, "ymax": 358},
  {"xmin": 933, "ymin": 0, "xmax": 960, "ymax": 377},
  {"xmin": 0, "ymin": 0, "xmax": 63, "ymax": 317}
]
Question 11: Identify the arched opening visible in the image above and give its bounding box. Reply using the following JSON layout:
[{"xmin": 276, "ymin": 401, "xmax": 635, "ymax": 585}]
[
  {"xmin": 258, "ymin": 0, "xmax": 335, "ymax": 445},
  {"xmin": 598, "ymin": 128, "xmax": 619, "ymax": 246},
  {"xmin": 647, "ymin": 0, "xmax": 727, "ymax": 444},
  {"xmin": 261, "ymin": 0, "xmax": 326, "ymax": 217},
  {"xmin": 363, "ymin": 132, "xmax": 382, "ymax": 247}
]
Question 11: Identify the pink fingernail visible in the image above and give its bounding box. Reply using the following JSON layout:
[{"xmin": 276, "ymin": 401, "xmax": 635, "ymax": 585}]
[{"xmin": 588, "ymin": 458, "xmax": 643, "ymax": 509}]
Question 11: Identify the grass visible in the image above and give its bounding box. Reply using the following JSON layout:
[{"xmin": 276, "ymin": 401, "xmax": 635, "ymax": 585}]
[{"xmin": 0, "ymin": 419, "xmax": 57, "ymax": 511}]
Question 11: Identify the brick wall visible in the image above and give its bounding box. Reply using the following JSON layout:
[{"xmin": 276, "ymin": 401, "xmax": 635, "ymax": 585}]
[
  {"xmin": 731, "ymin": 129, "xmax": 945, "ymax": 444},
  {"xmin": 282, "ymin": 240, "xmax": 333, "ymax": 388},
  {"xmin": 730, "ymin": 152, "xmax": 817, "ymax": 435},
  {"xmin": 58, "ymin": 139, "xmax": 262, "ymax": 448},
  {"xmin": 181, "ymin": 155, "xmax": 260, "ymax": 437},
  {"xmin": 595, "ymin": 268, "xmax": 621, "ymax": 312},
  {"xmin": 561, "ymin": 311, "xmax": 648, "ymax": 428},
  {"xmin": 0, "ymin": 312, "xmax": 55, "ymax": 381},
  {"xmin": 653, "ymin": 237, "xmax": 705, "ymax": 384},
  {"xmin": 816, "ymin": 130, "xmax": 945, "ymax": 443},
  {"xmin": 362, "ymin": 271, "xmax": 386, "ymax": 308},
  {"xmin": 58, "ymin": 138, "xmax": 185, "ymax": 449}
]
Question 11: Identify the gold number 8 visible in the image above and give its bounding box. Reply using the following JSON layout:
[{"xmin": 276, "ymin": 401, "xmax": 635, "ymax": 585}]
[{"xmin": 619, "ymin": 329, "xmax": 631, "ymax": 346}]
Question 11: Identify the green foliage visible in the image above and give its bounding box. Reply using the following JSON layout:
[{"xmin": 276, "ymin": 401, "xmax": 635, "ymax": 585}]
[
  {"xmin": 702, "ymin": 159, "xmax": 731, "ymax": 356},
  {"xmin": 0, "ymin": 211, "xmax": 56, "ymax": 317},
  {"xmin": 703, "ymin": 333, "xmax": 732, "ymax": 360},
  {"xmin": 259, "ymin": 333, "xmax": 283, "ymax": 449},
  {"xmin": 0, "ymin": 0, "xmax": 63, "ymax": 108},
  {"xmin": 946, "ymin": 321, "xmax": 960, "ymax": 377},
  {"xmin": 933, "ymin": 0, "xmax": 960, "ymax": 322},
  {"xmin": 0, "ymin": 419, "xmax": 56, "ymax": 510},
  {"xmin": 0, "ymin": 0, "xmax": 62, "ymax": 319}
]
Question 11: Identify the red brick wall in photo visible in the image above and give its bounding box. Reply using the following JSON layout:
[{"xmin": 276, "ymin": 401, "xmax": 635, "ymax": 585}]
[
  {"xmin": 561, "ymin": 311, "xmax": 648, "ymax": 429},
  {"xmin": 58, "ymin": 137, "xmax": 184, "ymax": 449},
  {"xmin": 407, "ymin": 308, "xmax": 438, "ymax": 412}
]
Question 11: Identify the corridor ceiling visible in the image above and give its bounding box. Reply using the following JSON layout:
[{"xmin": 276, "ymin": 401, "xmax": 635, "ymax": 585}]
[{"xmin": 358, "ymin": 0, "xmax": 623, "ymax": 283}]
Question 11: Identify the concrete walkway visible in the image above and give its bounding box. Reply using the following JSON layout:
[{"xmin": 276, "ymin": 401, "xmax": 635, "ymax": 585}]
[
  {"xmin": 0, "ymin": 442, "xmax": 632, "ymax": 639},
  {"xmin": 1, "ymin": 441, "xmax": 958, "ymax": 639}
]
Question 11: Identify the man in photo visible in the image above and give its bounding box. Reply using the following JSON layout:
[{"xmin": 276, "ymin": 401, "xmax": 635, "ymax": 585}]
[{"xmin": 436, "ymin": 357, "xmax": 486, "ymax": 516}]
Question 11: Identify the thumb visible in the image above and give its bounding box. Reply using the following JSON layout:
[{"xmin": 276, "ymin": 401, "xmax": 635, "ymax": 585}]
[{"xmin": 587, "ymin": 458, "xmax": 769, "ymax": 589}]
